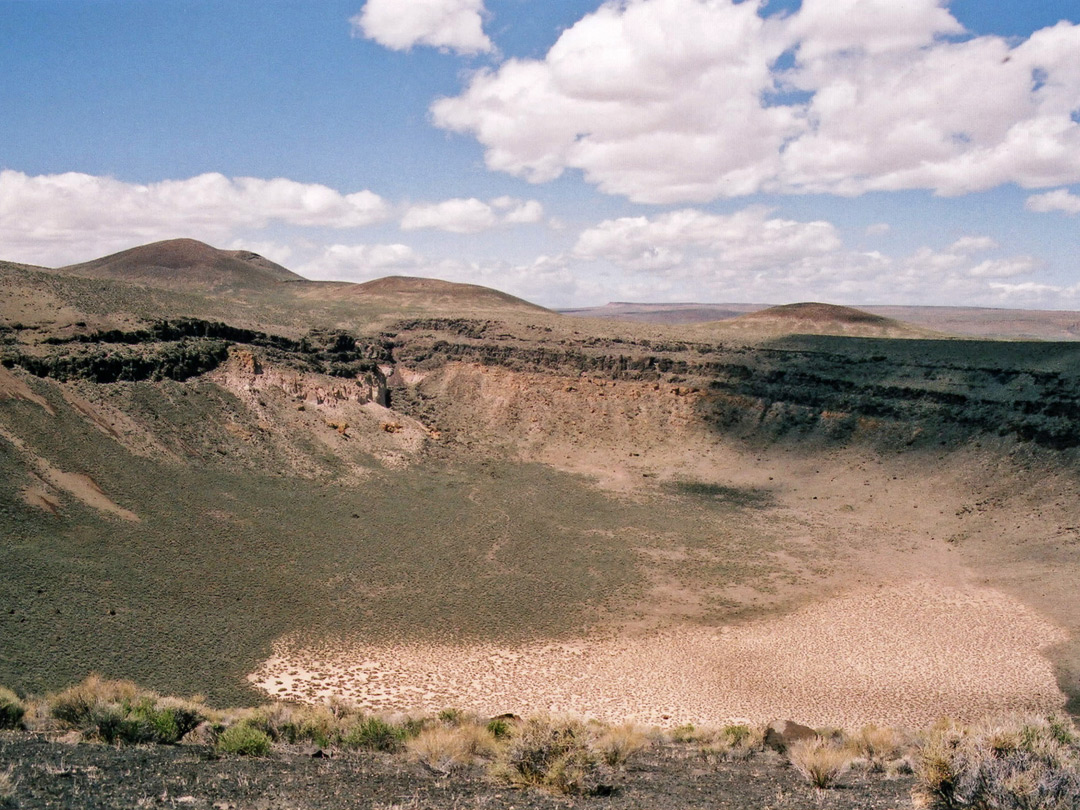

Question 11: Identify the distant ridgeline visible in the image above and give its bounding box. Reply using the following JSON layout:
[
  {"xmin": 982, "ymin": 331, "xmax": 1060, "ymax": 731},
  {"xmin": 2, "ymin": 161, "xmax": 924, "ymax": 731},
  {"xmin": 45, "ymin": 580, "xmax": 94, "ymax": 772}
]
[
  {"xmin": 388, "ymin": 320, "xmax": 1080, "ymax": 452},
  {"xmin": 0, "ymin": 318, "xmax": 393, "ymax": 384}
]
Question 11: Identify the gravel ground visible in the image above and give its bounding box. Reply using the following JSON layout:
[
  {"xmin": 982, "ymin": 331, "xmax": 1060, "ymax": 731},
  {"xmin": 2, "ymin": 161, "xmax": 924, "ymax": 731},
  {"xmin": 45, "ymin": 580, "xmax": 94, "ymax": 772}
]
[{"xmin": 0, "ymin": 732, "xmax": 917, "ymax": 810}]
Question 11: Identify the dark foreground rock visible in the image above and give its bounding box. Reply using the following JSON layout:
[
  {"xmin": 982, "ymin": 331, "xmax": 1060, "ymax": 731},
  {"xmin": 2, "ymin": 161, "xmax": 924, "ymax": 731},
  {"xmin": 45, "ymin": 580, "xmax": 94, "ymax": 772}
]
[
  {"xmin": 764, "ymin": 720, "xmax": 820, "ymax": 753},
  {"xmin": 0, "ymin": 731, "xmax": 915, "ymax": 810}
]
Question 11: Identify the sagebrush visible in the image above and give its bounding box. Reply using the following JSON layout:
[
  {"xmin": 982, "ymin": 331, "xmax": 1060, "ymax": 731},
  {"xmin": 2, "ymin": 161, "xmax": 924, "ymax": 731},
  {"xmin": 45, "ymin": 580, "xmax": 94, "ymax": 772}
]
[{"xmin": 914, "ymin": 715, "xmax": 1080, "ymax": 810}]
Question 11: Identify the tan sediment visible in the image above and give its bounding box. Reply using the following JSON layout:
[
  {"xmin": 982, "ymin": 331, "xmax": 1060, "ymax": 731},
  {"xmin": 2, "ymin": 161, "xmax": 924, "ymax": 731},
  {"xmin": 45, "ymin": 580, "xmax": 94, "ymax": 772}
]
[
  {"xmin": 0, "ymin": 365, "xmax": 54, "ymax": 414},
  {"xmin": 0, "ymin": 425, "xmax": 140, "ymax": 522},
  {"xmin": 249, "ymin": 581, "xmax": 1068, "ymax": 728}
]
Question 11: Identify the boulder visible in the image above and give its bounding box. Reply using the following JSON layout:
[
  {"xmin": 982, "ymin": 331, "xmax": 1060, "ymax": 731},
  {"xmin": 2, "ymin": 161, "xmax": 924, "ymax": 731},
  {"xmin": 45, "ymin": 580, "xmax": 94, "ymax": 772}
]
[{"xmin": 763, "ymin": 720, "xmax": 818, "ymax": 752}]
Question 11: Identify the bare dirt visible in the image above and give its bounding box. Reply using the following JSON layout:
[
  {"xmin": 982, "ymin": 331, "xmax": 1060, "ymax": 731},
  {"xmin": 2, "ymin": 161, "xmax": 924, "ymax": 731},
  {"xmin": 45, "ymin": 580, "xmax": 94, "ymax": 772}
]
[{"xmin": 250, "ymin": 580, "xmax": 1065, "ymax": 729}]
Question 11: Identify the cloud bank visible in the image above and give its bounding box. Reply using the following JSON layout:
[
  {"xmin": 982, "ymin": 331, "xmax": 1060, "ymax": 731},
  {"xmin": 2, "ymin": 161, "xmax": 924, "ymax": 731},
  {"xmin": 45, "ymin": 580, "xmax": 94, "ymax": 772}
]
[
  {"xmin": 0, "ymin": 169, "xmax": 1069, "ymax": 311},
  {"xmin": 0, "ymin": 171, "xmax": 388, "ymax": 265},
  {"xmin": 432, "ymin": 0, "xmax": 1080, "ymax": 203}
]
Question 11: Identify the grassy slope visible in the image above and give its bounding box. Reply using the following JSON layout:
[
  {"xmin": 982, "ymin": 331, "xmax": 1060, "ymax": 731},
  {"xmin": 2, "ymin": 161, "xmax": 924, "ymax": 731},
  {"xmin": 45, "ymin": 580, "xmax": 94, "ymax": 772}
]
[{"xmin": 0, "ymin": 374, "xmax": 796, "ymax": 705}]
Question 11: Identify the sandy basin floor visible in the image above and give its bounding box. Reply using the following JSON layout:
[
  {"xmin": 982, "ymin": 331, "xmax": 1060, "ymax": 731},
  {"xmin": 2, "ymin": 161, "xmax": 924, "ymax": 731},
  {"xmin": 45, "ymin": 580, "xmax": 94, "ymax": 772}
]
[{"xmin": 249, "ymin": 581, "xmax": 1069, "ymax": 729}]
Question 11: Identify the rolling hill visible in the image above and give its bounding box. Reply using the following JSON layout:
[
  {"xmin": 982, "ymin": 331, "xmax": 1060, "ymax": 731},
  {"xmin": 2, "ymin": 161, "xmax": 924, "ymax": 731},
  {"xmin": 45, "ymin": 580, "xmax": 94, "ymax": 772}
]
[{"xmin": 56, "ymin": 238, "xmax": 304, "ymax": 291}]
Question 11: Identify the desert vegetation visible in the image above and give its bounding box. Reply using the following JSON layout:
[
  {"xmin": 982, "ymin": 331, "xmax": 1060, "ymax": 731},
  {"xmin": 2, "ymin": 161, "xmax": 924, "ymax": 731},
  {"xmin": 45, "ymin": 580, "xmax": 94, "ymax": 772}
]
[
  {"xmin": 1, "ymin": 676, "xmax": 1079, "ymax": 808},
  {"xmin": 912, "ymin": 715, "xmax": 1080, "ymax": 809}
]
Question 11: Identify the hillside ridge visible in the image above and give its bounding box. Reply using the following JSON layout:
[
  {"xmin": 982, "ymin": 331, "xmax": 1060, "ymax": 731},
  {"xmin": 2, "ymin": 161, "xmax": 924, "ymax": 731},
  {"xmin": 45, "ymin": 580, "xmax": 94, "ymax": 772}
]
[{"xmin": 56, "ymin": 238, "xmax": 304, "ymax": 290}]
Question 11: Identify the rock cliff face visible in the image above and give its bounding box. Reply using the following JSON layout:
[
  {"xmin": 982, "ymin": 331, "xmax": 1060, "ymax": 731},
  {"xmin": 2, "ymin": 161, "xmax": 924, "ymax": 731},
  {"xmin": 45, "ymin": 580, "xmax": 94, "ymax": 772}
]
[
  {"xmin": 386, "ymin": 324, "xmax": 1080, "ymax": 453},
  {"xmin": 221, "ymin": 349, "xmax": 388, "ymax": 409},
  {"xmin": 7, "ymin": 311, "xmax": 1080, "ymax": 471}
]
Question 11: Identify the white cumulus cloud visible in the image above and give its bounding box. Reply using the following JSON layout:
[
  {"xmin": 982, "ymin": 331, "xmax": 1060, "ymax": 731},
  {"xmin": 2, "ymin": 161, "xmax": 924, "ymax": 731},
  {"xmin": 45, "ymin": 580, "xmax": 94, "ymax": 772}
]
[
  {"xmin": 498, "ymin": 198, "xmax": 545, "ymax": 224},
  {"xmin": 949, "ymin": 236, "xmax": 999, "ymax": 254},
  {"xmin": 574, "ymin": 207, "xmax": 842, "ymax": 272},
  {"xmin": 1026, "ymin": 188, "xmax": 1080, "ymax": 214},
  {"xmin": 352, "ymin": 0, "xmax": 492, "ymax": 55},
  {"xmin": 299, "ymin": 243, "xmax": 424, "ymax": 280},
  {"xmin": 563, "ymin": 207, "xmax": 1050, "ymax": 309},
  {"xmin": 400, "ymin": 196, "xmax": 544, "ymax": 232},
  {"xmin": 967, "ymin": 257, "xmax": 1040, "ymax": 279},
  {"xmin": 432, "ymin": 0, "xmax": 1080, "ymax": 202}
]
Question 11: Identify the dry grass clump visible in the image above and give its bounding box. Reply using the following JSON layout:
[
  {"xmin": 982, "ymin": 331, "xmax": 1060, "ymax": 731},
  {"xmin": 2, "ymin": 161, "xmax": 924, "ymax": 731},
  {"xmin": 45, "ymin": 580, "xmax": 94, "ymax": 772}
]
[
  {"xmin": 787, "ymin": 738, "xmax": 854, "ymax": 789},
  {"xmin": 913, "ymin": 715, "xmax": 1080, "ymax": 810},
  {"xmin": 48, "ymin": 675, "xmax": 139, "ymax": 727},
  {"xmin": 848, "ymin": 724, "xmax": 914, "ymax": 773},
  {"xmin": 0, "ymin": 766, "xmax": 15, "ymax": 810},
  {"xmin": 46, "ymin": 675, "xmax": 205, "ymax": 745},
  {"xmin": 407, "ymin": 724, "xmax": 499, "ymax": 774},
  {"xmin": 244, "ymin": 702, "xmax": 342, "ymax": 747},
  {"xmin": 491, "ymin": 716, "xmax": 604, "ymax": 795},
  {"xmin": 699, "ymin": 723, "xmax": 765, "ymax": 762},
  {"xmin": 0, "ymin": 688, "xmax": 25, "ymax": 730},
  {"xmin": 591, "ymin": 723, "xmax": 650, "ymax": 767}
]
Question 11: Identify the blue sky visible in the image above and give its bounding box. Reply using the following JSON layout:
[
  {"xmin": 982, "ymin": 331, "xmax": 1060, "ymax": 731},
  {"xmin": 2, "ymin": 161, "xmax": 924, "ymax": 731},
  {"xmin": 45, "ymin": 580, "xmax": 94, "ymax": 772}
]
[{"xmin": 1, "ymin": 0, "xmax": 1078, "ymax": 309}]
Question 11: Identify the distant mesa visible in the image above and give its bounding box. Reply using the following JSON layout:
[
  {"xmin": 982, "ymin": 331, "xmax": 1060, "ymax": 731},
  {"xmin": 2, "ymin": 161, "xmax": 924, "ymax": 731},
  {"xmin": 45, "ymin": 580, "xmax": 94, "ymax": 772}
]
[
  {"xmin": 739, "ymin": 302, "xmax": 893, "ymax": 326},
  {"xmin": 57, "ymin": 238, "xmax": 304, "ymax": 290},
  {"xmin": 329, "ymin": 275, "xmax": 548, "ymax": 312},
  {"xmin": 720, "ymin": 301, "xmax": 932, "ymax": 337},
  {"xmin": 559, "ymin": 301, "xmax": 765, "ymax": 324}
]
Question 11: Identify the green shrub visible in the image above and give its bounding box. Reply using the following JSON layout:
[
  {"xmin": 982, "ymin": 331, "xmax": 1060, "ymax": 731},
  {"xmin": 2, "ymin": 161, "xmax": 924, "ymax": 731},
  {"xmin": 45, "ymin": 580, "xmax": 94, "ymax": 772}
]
[
  {"xmin": 0, "ymin": 688, "xmax": 25, "ymax": 730},
  {"xmin": 722, "ymin": 724, "xmax": 753, "ymax": 747},
  {"xmin": 47, "ymin": 676, "xmax": 204, "ymax": 744},
  {"xmin": 341, "ymin": 717, "xmax": 407, "ymax": 752},
  {"xmin": 486, "ymin": 717, "xmax": 513, "ymax": 740},
  {"xmin": 215, "ymin": 723, "xmax": 273, "ymax": 757},
  {"xmin": 699, "ymin": 723, "xmax": 764, "ymax": 762},
  {"xmin": 437, "ymin": 708, "xmax": 465, "ymax": 726},
  {"xmin": 671, "ymin": 723, "xmax": 698, "ymax": 743},
  {"xmin": 246, "ymin": 703, "xmax": 338, "ymax": 747}
]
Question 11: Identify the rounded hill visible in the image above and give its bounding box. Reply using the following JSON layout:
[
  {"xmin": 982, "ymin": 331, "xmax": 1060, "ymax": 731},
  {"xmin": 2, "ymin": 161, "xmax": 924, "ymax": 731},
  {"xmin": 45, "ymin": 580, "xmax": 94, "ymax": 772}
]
[
  {"xmin": 727, "ymin": 302, "xmax": 929, "ymax": 338},
  {"xmin": 57, "ymin": 239, "xmax": 303, "ymax": 291},
  {"xmin": 305, "ymin": 275, "xmax": 549, "ymax": 313}
]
